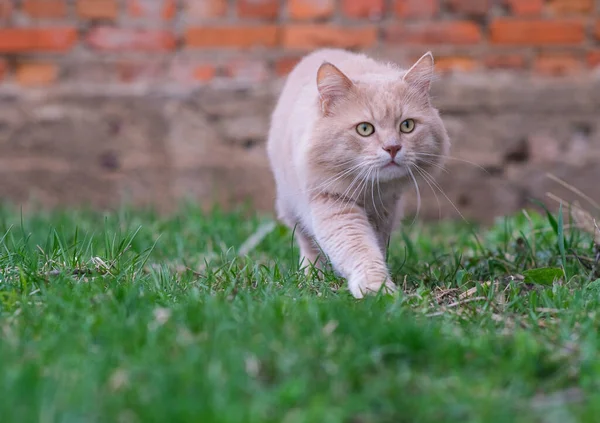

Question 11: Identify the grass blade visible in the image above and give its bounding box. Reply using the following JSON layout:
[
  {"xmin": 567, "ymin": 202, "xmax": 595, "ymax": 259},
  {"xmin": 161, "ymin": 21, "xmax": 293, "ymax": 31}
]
[{"xmin": 557, "ymin": 203, "xmax": 567, "ymax": 279}]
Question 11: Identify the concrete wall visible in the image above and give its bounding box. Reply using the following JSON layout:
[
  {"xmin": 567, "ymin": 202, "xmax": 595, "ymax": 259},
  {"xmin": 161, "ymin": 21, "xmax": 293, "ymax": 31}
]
[{"xmin": 1, "ymin": 72, "xmax": 599, "ymax": 223}]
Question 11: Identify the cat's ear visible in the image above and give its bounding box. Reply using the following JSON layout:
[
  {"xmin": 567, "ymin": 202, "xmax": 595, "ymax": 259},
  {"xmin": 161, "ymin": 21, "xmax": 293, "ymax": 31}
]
[
  {"xmin": 317, "ymin": 62, "xmax": 353, "ymax": 115},
  {"xmin": 403, "ymin": 52, "xmax": 434, "ymax": 92}
]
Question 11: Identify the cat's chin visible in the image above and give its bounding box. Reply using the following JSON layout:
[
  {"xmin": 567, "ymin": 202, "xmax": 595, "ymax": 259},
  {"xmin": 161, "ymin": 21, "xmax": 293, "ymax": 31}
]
[{"xmin": 376, "ymin": 163, "xmax": 409, "ymax": 182}]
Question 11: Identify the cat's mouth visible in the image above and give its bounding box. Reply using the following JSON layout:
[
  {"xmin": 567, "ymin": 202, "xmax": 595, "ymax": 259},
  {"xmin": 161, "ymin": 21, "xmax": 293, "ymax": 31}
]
[{"xmin": 377, "ymin": 161, "xmax": 409, "ymax": 182}]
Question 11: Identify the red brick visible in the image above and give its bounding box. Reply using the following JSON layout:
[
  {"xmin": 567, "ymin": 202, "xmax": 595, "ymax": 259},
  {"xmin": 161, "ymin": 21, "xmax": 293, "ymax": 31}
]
[
  {"xmin": 194, "ymin": 66, "xmax": 216, "ymax": 82},
  {"xmin": 587, "ymin": 50, "xmax": 600, "ymax": 68},
  {"xmin": 547, "ymin": 0, "xmax": 594, "ymax": 14},
  {"xmin": 275, "ymin": 57, "xmax": 300, "ymax": 75},
  {"xmin": 22, "ymin": 0, "xmax": 67, "ymax": 18},
  {"xmin": 88, "ymin": 27, "xmax": 176, "ymax": 51},
  {"xmin": 0, "ymin": 28, "xmax": 77, "ymax": 52},
  {"xmin": 0, "ymin": 1, "xmax": 12, "ymax": 18},
  {"xmin": 77, "ymin": 0, "xmax": 118, "ymax": 20},
  {"xmin": 289, "ymin": 0, "xmax": 334, "ymax": 20},
  {"xmin": 16, "ymin": 62, "xmax": 59, "ymax": 86},
  {"xmin": 186, "ymin": 0, "xmax": 227, "ymax": 19},
  {"xmin": 237, "ymin": 0, "xmax": 278, "ymax": 19},
  {"xmin": 484, "ymin": 53, "xmax": 526, "ymax": 69},
  {"xmin": 128, "ymin": 0, "xmax": 176, "ymax": 19},
  {"xmin": 394, "ymin": 0, "xmax": 437, "ymax": 18},
  {"xmin": 504, "ymin": 0, "xmax": 543, "ymax": 16},
  {"xmin": 385, "ymin": 22, "xmax": 481, "ymax": 45},
  {"xmin": 595, "ymin": 20, "xmax": 600, "ymax": 40},
  {"xmin": 342, "ymin": 0, "xmax": 385, "ymax": 19},
  {"xmin": 533, "ymin": 53, "xmax": 582, "ymax": 76},
  {"xmin": 118, "ymin": 62, "xmax": 141, "ymax": 83},
  {"xmin": 170, "ymin": 61, "xmax": 217, "ymax": 84},
  {"xmin": 435, "ymin": 56, "xmax": 477, "ymax": 73},
  {"xmin": 447, "ymin": 0, "xmax": 489, "ymax": 17},
  {"xmin": 185, "ymin": 26, "xmax": 279, "ymax": 48},
  {"xmin": 117, "ymin": 61, "xmax": 166, "ymax": 83},
  {"xmin": 0, "ymin": 60, "xmax": 6, "ymax": 80},
  {"xmin": 224, "ymin": 59, "xmax": 269, "ymax": 83},
  {"xmin": 282, "ymin": 25, "xmax": 377, "ymax": 49},
  {"xmin": 490, "ymin": 19, "xmax": 585, "ymax": 45}
]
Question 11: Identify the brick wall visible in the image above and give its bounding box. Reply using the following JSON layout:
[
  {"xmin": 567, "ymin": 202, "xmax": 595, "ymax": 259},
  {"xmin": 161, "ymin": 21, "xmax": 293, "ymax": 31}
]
[
  {"xmin": 0, "ymin": 0, "xmax": 599, "ymax": 88},
  {"xmin": 0, "ymin": 1, "xmax": 599, "ymax": 221}
]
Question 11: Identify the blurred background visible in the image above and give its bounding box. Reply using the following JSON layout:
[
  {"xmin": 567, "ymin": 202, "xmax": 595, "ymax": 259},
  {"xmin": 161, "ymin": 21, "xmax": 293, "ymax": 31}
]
[{"xmin": 0, "ymin": 0, "xmax": 598, "ymax": 223}]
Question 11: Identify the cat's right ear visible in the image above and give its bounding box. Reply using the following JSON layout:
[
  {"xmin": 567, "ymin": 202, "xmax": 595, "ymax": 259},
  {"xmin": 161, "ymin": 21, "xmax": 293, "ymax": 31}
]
[
  {"xmin": 317, "ymin": 62, "xmax": 353, "ymax": 116},
  {"xmin": 403, "ymin": 52, "xmax": 434, "ymax": 92}
]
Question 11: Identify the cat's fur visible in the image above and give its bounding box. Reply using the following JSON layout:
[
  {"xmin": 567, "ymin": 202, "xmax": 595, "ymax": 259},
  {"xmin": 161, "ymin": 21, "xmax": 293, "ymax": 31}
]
[{"xmin": 267, "ymin": 49, "xmax": 450, "ymax": 298}]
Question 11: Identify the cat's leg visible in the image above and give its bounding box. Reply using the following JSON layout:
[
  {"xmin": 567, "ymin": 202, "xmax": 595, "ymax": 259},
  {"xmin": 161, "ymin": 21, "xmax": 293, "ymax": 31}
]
[
  {"xmin": 310, "ymin": 195, "xmax": 396, "ymax": 298},
  {"xmin": 276, "ymin": 199, "xmax": 323, "ymax": 275},
  {"xmin": 374, "ymin": 196, "xmax": 404, "ymax": 256},
  {"xmin": 375, "ymin": 224, "xmax": 392, "ymax": 257},
  {"xmin": 295, "ymin": 230, "xmax": 323, "ymax": 276}
]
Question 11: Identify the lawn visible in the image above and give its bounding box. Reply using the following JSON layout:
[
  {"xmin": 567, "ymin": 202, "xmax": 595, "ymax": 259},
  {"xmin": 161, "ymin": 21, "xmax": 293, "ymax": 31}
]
[{"xmin": 0, "ymin": 202, "xmax": 599, "ymax": 423}]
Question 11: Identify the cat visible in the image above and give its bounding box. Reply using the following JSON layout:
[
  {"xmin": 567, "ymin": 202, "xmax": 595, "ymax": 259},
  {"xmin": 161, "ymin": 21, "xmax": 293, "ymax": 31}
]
[{"xmin": 266, "ymin": 49, "xmax": 450, "ymax": 298}]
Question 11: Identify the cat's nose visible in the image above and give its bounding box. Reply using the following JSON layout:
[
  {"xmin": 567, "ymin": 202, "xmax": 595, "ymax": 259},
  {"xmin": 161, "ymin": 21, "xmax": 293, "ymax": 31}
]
[{"xmin": 383, "ymin": 145, "xmax": 401, "ymax": 159}]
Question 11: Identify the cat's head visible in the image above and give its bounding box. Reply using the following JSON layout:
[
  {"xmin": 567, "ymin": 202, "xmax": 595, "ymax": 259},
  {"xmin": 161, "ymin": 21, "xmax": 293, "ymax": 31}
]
[{"xmin": 309, "ymin": 52, "xmax": 450, "ymax": 184}]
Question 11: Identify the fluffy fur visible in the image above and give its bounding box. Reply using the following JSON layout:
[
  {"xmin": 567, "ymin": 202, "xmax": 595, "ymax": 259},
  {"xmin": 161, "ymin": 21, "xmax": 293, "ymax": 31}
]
[{"xmin": 266, "ymin": 49, "xmax": 450, "ymax": 298}]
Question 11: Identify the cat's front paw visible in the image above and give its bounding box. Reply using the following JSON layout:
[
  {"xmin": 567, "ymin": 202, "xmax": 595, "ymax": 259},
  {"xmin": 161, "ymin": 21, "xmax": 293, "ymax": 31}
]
[{"xmin": 348, "ymin": 274, "xmax": 397, "ymax": 299}]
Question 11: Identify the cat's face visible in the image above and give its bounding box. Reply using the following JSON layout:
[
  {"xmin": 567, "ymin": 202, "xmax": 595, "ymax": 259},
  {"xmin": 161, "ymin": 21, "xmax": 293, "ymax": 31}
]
[{"xmin": 310, "ymin": 53, "xmax": 450, "ymax": 185}]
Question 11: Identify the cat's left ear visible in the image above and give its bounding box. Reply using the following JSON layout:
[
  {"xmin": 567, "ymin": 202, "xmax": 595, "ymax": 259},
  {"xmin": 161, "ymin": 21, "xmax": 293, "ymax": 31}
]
[
  {"xmin": 403, "ymin": 52, "xmax": 434, "ymax": 92},
  {"xmin": 317, "ymin": 62, "xmax": 353, "ymax": 115}
]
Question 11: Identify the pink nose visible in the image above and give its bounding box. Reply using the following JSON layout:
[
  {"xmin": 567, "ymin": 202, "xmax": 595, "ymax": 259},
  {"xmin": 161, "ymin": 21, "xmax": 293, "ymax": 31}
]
[{"xmin": 383, "ymin": 145, "xmax": 401, "ymax": 159}]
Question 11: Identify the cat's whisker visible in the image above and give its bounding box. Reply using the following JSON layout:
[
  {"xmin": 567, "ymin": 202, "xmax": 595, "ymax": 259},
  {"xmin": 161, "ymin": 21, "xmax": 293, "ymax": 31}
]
[
  {"xmin": 345, "ymin": 167, "xmax": 370, "ymax": 214},
  {"xmin": 411, "ymin": 158, "xmax": 449, "ymax": 220},
  {"xmin": 311, "ymin": 163, "xmax": 370, "ymax": 202},
  {"xmin": 328, "ymin": 159, "xmax": 357, "ymax": 168},
  {"xmin": 364, "ymin": 167, "xmax": 374, "ymax": 215},
  {"xmin": 414, "ymin": 164, "xmax": 467, "ymax": 222},
  {"xmin": 370, "ymin": 171, "xmax": 377, "ymax": 218},
  {"xmin": 345, "ymin": 167, "xmax": 368, "ymax": 199},
  {"xmin": 312, "ymin": 171, "xmax": 358, "ymax": 198},
  {"xmin": 412, "ymin": 165, "xmax": 441, "ymax": 221},
  {"xmin": 406, "ymin": 167, "xmax": 421, "ymax": 227},
  {"xmin": 375, "ymin": 169, "xmax": 389, "ymax": 215},
  {"xmin": 370, "ymin": 168, "xmax": 384, "ymax": 222},
  {"xmin": 333, "ymin": 166, "xmax": 368, "ymax": 212},
  {"xmin": 413, "ymin": 157, "xmax": 449, "ymax": 174},
  {"xmin": 324, "ymin": 161, "xmax": 360, "ymax": 172},
  {"xmin": 309, "ymin": 162, "xmax": 364, "ymax": 194},
  {"xmin": 353, "ymin": 167, "xmax": 374, "ymax": 212},
  {"xmin": 413, "ymin": 153, "xmax": 488, "ymax": 173},
  {"xmin": 360, "ymin": 171, "xmax": 374, "ymax": 213},
  {"xmin": 332, "ymin": 178, "xmax": 357, "ymax": 210}
]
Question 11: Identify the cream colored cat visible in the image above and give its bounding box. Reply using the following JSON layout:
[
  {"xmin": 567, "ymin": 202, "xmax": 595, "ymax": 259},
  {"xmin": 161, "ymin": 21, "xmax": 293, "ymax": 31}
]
[{"xmin": 266, "ymin": 49, "xmax": 450, "ymax": 298}]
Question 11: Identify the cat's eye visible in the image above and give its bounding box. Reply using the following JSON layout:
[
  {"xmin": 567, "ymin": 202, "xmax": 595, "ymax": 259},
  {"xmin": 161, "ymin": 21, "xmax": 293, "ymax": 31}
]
[
  {"xmin": 400, "ymin": 119, "xmax": 416, "ymax": 134},
  {"xmin": 356, "ymin": 122, "xmax": 375, "ymax": 137}
]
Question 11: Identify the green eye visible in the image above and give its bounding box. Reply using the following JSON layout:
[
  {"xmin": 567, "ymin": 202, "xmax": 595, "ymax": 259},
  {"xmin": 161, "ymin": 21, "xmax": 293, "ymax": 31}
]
[
  {"xmin": 400, "ymin": 119, "xmax": 416, "ymax": 134},
  {"xmin": 356, "ymin": 122, "xmax": 375, "ymax": 137}
]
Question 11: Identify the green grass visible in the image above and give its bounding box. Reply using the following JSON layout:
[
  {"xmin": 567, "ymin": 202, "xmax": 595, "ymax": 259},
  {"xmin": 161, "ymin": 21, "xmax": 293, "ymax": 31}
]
[{"xmin": 1, "ymin": 203, "xmax": 599, "ymax": 422}]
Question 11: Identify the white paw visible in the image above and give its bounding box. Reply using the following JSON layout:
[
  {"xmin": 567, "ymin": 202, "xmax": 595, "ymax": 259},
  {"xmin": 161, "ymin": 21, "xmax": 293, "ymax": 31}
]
[{"xmin": 348, "ymin": 275, "xmax": 397, "ymax": 299}]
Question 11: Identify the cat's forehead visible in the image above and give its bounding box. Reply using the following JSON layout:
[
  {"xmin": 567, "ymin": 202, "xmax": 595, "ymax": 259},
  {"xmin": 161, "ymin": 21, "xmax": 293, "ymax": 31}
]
[
  {"xmin": 351, "ymin": 78, "xmax": 413, "ymax": 117},
  {"xmin": 353, "ymin": 71, "xmax": 403, "ymax": 85}
]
